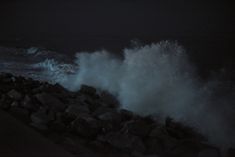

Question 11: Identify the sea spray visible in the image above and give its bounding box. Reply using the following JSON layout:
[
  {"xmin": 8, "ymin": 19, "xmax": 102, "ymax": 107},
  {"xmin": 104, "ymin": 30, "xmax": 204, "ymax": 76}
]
[{"xmin": 65, "ymin": 41, "xmax": 235, "ymax": 149}]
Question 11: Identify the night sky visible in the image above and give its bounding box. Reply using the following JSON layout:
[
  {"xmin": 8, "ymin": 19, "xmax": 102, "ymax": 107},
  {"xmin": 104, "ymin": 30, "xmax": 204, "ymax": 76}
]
[{"xmin": 0, "ymin": 0, "xmax": 234, "ymax": 72}]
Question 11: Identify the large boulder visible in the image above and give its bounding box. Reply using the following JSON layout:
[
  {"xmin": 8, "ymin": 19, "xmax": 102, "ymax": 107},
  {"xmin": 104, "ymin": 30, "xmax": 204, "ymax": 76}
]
[
  {"xmin": 21, "ymin": 95, "xmax": 39, "ymax": 112},
  {"xmin": 169, "ymin": 139, "xmax": 205, "ymax": 157},
  {"xmin": 80, "ymin": 85, "xmax": 97, "ymax": 96},
  {"xmin": 65, "ymin": 105, "xmax": 90, "ymax": 118},
  {"xmin": 145, "ymin": 138, "xmax": 164, "ymax": 154},
  {"xmin": 121, "ymin": 119, "xmax": 152, "ymax": 137},
  {"xmin": 92, "ymin": 107, "xmax": 116, "ymax": 117},
  {"xmin": 119, "ymin": 109, "xmax": 134, "ymax": 121},
  {"xmin": 97, "ymin": 110, "xmax": 122, "ymax": 123},
  {"xmin": 49, "ymin": 121, "xmax": 67, "ymax": 133},
  {"xmin": 227, "ymin": 148, "xmax": 235, "ymax": 157},
  {"xmin": 0, "ymin": 94, "xmax": 12, "ymax": 110},
  {"xmin": 149, "ymin": 125, "xmax": 169, "ymax": 138},
  {"xmin": 99, "ymin": 91, "xmax": 119, "ymax": 108},
  {"xmin": 7, "ymin": 89, "xmax": 22, "ymax": 101},
  {"xmin": 198, "ymin": 148, "xmax": 220, "ymax": 157},
  {"xmin": 71, "ymin": 114, "xmax": 101, "ymax": 138},
  {"xmin": 98, "ymin": 132, "xmax": 146, "ymax": 153},
  {"xmin": 30, "ymin": 109, "xmax": 51, "ymax": 125},
  {"xmin": 165, "ymin": 117, "xmax": 205, "ymax": 141},
  {"xmin": 35, "ymin": 92, "xmax": 66, "ymax": 111},
  {"xmin": 9, "ymin": 106, "xmax": 30, "ymax": 122}
]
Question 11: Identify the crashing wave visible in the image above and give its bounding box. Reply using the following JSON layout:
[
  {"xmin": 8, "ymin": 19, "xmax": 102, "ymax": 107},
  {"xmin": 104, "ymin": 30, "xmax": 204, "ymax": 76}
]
[{"xmin": 32, "ymin": 58, "xmax": 77, "ymax": 84}]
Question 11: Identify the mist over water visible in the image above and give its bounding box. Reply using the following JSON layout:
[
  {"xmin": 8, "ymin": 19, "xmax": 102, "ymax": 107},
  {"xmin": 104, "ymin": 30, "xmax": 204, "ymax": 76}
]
[{"xmin": 0, "ymin": 41, "xmax": 235, "ymax": 149}]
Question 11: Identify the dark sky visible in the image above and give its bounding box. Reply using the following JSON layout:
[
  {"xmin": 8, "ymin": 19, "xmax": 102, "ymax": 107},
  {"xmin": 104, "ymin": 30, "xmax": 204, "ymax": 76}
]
[
  {"xmin": 0, "ymin": 0, "xmax": 234, "ymax": 37},
  {"xmin": 0, "ymin": 0, "xmax": 234, "ymax": 63}
]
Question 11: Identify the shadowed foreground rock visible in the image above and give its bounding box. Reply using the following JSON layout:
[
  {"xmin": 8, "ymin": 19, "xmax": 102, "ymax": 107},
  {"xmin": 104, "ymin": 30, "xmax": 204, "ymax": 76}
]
[
  {"xmin": 0, "ymin": 72, "xmax": 233, "ymax": 157},
  {"xmin": 0, "ymin": 109, "xmax": 74, "ymax": 157}
]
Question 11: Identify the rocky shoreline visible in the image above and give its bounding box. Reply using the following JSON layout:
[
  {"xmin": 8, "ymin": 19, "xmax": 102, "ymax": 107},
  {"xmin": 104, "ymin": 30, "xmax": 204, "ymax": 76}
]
[{"xmin": 0, "ymin": 72, "xmax": 234, "ymax": 157}]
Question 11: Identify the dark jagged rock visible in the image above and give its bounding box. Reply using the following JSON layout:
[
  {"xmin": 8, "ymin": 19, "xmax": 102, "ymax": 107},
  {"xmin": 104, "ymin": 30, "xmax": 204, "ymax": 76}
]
[
  {"xmin": 31, "ymin": 109, "xmax": 51, "ymax": 124},
  {"xmin": 71, "ymin": 114, "xmax": 101, "ymax": 138},
  {"xmin": 21, "ymin": 95, "xmax": 40, "ymax": 112},
  {"xmin": 35, "ymin": 92, "xmax": 67, "ymax": 112},
  {"xmin": 119, "ymin": 109, "xmax": 134, "ymax": 121},
  {"xmin": 80, "ymin": 84, "xmax": 97, "ymax": 96},
  {"xmin": 9, "ymin": 106, "xmax": 30, "ymax": 122},
  {"xmin": 10, "ymin": 101, "xmax": 19, "ymax": 107},
  {"xmin": 0, "ymin": 73, "xmax": 228, "ymax": 157},
  {"xmin": 0, "ymin": 94, "xmax": 12, "ymax": 110},
  {"xmin": 100, "ymin": 91, "xmax": 120, "ymax": 108},
  {"xmin": 149, "ymin": 125, "xmax": 168, "ymax": 138},
  {"xmin": 49, "ymin": 121, "xmax": 67, "ymax": 133},
  {"xmin": 198, "ymin": 148, "xmax": 220, "ymax": 157},
  {"xmin": 226, "ymin": 148, "xmax": 235, "ymax": 157},
  {"xmin": 98, "ymin": 131, "xmax": 146, "ymax": 153},
  {"xmin": 7, "ymin": 89, "xmax": 22, "ymax": 101},
  {"xmin": 97, "ymin": 110, "xmax": 122, "ymax": 123},
  {"xmin": 145, "ymin": 137, "xmax": 164, "ymax": 154},
  {"xmin": 65, "ymin": 104, "xmax": 90, "ymax": 118},
  {"xmin": 121, "ymin": 119, "xmax": 152, "ymax": 137}
]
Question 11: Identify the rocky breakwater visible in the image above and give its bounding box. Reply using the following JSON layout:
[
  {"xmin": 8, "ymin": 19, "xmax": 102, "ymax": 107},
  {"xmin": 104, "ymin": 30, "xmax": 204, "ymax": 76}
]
[{"xmin": 0, "ymin": 72, "xmax": 233, "ymax": 157}]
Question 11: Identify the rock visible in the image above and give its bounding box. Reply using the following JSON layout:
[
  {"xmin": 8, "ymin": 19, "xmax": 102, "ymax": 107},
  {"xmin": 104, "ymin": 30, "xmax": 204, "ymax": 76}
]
[
  {"xmin": 61, "ymin": 136, "xmax": 94, "ymax": 155},
  {"xmin": 227, "ymin": 148, "xmax": 235, "ymax": 157},
  {"xmin": 100, "ymin": 91, "xmax": 119, "ymax": 108},
  {"xmin": 30, "ymin": 110, "xmax": 50, "ymax": 124},
  {"xmin": 98, "ymin": 132, "xmax": 146, "ymax": 153},
  {"xmin": 0, "ymin": 73, "xmax": 14, "ymax": 83},
  {"xmin": 147, "ymin": 125, "xmax": 182, "ymax": 154},
  {"xmin": 9, "ymin": 106, "xmax": 30, "ymax": 122},
  {"xmin": 71, "ymin": 114, "xmax": 101, "ymax": 138},
  {"xmin": 0, "ymin": 72, "xmax": 12, "ymax": 78},
  {"xmin": 0, "ymin": 94, "xmax": 11, "ymax": 110},
  {"xmin": 159, "ymin": 134, "xmax": 178, "ymax": 151},
  {"xmin": 49, "ymin": 121, "xmax": 67, "ymax": 133},
  {"xmin": 0, "ymin": 73, "xmax": 221, "ymax": 157},
  {"xmin": 75, "ymin": 94, "xmax": 101, "ymax": 112},
  {"xmin": 165, "ymin": 117, "xmax": 205, "ymax": 141},
  {"xmin": 97, "ymin": 110, "xmax": 122, "ymax": 123},
  {"xmin": 92, "ymin": 107, "xmax": 116, "ymax": 117},
  {"xmin": 65, "ymin": 105, "xmax": 90, "ymax": 118},
  {"xmin": 119, "ymin": 109, "xmax": 134, "ymax": 121},
  {"xmin": 122, "ymin": 119, "xmax": 152, "ymax": 137},
  {"xmin": 32, "ymin": 85, "xmax": 44, "ymax": 94},
  {"xmin": 7, "ymin": 89, "xmax": 22, "ymax": 100},
  {"xmin": 88, "ymin": 140, "xmax": 121, "ymax": 155},
  {"xmin": 170, "ymin": 139, "xmax": 204, "ymax": 157},
  {"xmin": 30, "ymin": 122, "xmax": 48, "ymax": 131},
  {"xmin": 145, "ymin": 138, "xmax": 164, "ymax": 154},
  {"xmin": 0, "ymin": 102, "xmax": 10, "ymax": 110},
  {"xmin": 131, "ymin": 151, "xmax": 160, "ymax": 157},
  {"xmin": 35, "ymin": 92, "xmax": 66, "ymax": 111},
  {"xmin": 59, "ymin": 113, "xmax": 76, "ymax": 126},
  {"xmin": 47, "ymin": 110, "xmax": 56, "ymax": 121},
  {"xmin": 149, "ymin": 126, "xmax": 168, "ymax": 138},
  {"xmin": 10, "ymin": 101, "xmax": 19, "ymax": 107},
  {"xmin": 21, "ymin": 95, "xmax": 39, "ymax": 112},
  {"xmin": 198, "ymin": 148, "xmax": 220, "ymax": 157},
  {"xmin": 80, "ymin": 85, "xmax": 97, "ymax": 96}
]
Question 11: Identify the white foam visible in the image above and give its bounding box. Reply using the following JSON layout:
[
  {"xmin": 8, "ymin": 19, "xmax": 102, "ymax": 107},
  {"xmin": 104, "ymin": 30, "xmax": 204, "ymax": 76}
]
[{"xmin": 32, "ymin": 58, "xmax": 77, "ymax": 84}]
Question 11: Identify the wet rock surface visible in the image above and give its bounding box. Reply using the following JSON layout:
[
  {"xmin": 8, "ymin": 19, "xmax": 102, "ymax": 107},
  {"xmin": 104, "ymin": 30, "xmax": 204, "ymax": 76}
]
[{"xmin": 0, "ymin": 72, "xmax": 232, "ymax": 157}]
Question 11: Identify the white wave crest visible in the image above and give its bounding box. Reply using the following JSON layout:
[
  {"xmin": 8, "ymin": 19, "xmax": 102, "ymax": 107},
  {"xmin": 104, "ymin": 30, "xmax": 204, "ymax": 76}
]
[{"xmin": 32, "ymin": 58, "xmax": 77, "ymax": 84}]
